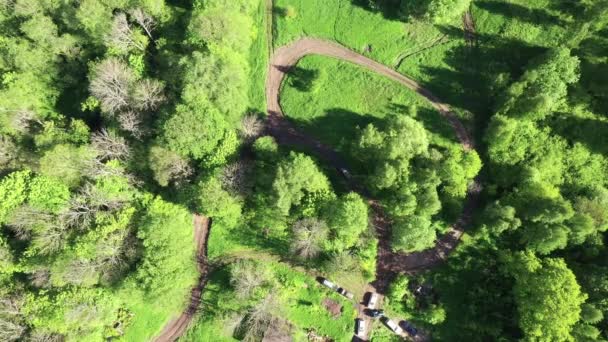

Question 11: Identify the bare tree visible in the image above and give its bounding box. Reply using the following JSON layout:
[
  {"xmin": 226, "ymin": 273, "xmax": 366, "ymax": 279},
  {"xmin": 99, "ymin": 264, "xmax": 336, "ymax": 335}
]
[
  {"xmin": 59, "ymin": 183, "xmax": 128, "ymax": 230},
  {"xmin": 0, "ymin": 135, "xmax": 16, "ymax": 168},
  {"xmin": 91, "ymin": 129, "xmax": 130, "ymax": 161},
  {"xmin": 65, "ymin": 303, "xmax": 99, "ymax": 324},
  {"xmin": 28, "ymin": 269, "xmax": 51, "ymax": 288},
  {"xmin": 62, "ymin": 259, "xmax": 100, "ymax": 286},
  {"xmin": 105, "ymin": 12, "xmax": 146, "ymax": 53},
  {"xmin": 129, "ymin": 8, "xmax": 156, "ymax": 40},
  {"xmin": 230, "ymin": 260, "xmax": 270, "ymax": 299},
  {"xmin": 243, "ymin": 294, "xmax": 283, "ymax": 342},
  {"xmin": 7, "ymin": 205, "xmax": 54, "ymax": 240},
  {"xmin": 239, "ymin": 114, "xmax": 265, "ymax": 142},
  {"xmin": 0, "ymin": 296, "xmax": 22, "ymax": 317},
  {"xmin": 132, "ymin": 79, "xmax": 165, "ymax": 111},
  {"xmin": 30, "ymin": 225, "xmax": 66, "ymax": 255},
  {"xmin": 290, "ymin": 218, "xmax": 328, "ymax": 260},
  {"xmin": 89, "ymin": 58, "xmax": 134, "ymax": 114},
  {"xmin": 221, "ymin": 161, "xmax": 253, "ymax": 195},
  {"xmin": 9, "ymin": 110, "xmax": 42, "ymax": 133},
  {"xmin": 26, "ymin": 331, "xmax": 64, "ymax": 342},
  {"xmin": 148, "ymin": 146, "xmax": 193, "ymax": 186},
  {"xmin": 117, "ymin": 110, "xmax": 145, "ymax": 139},
  {"xmin": 0, "ymin": 318, "xmax": 25, "ymax": 342}
]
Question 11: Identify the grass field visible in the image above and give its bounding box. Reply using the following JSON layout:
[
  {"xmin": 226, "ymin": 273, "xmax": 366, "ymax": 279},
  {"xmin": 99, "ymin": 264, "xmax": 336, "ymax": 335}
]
[
  {"xmin": 248, "ymin": 0, "xmax": 269, "ymax": 113},
  {"xmin": 280, "ymin": 55, "xmax": 459, "ymax": 162}
]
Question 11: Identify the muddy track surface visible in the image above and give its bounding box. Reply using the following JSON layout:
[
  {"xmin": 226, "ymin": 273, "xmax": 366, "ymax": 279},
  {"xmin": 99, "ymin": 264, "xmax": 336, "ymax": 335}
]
[
  {"xmin": 265, "ymin": 38, "xmax": 482, "ymax": 293},
  {"xmin": 153, "ymin": 215, "xmax": 212, "ymax": 342}
]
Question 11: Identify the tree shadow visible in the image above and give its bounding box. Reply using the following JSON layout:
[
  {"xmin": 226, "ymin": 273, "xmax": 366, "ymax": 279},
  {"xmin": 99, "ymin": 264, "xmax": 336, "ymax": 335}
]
[
  {"xmin": 576, "ymin": 29, "xmax": 608, "ymax": 115},
  {"xmin": 411, "ymin": 25, "xmax": 545, "ymax": 139},
  {"xmin": 476, "ymin": 1, "xmax": 567, "ymax": 26},
  {"xmin": 546, "ymin": 115, "xmax": 608, "ymax": 157},
  {"xmin": 350, "ymin": 0, "xmax": 406, "ymax": 21},
  {"xmin": 287, "ymin": 66, "xmax": 320, "ymax": 92}
]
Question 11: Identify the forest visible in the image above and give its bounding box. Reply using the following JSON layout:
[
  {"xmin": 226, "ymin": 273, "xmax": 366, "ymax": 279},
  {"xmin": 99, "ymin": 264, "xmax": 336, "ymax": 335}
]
[{"xmin": 0, "ymin": 0, "xmax": 607, "ymax": 341}]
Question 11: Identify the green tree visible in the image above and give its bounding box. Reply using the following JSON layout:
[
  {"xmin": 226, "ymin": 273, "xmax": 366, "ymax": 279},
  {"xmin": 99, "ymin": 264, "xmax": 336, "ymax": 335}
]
[
  {"xmin": 323, "ymin": 192, "xmax": 368, "ymax": 252},
  {"xmin": 0, "ymin": 170, "xmax": 31, "ymax": 223},
  {"xmin": 392, "ymin": 215, "xmax": 436, "ymax": 253},
  {"xmin": 272, "ymin": 152, "xmax": 331, "ymax": 215},
  {"xmin": 505, "ymin": 252, "xmax": 587, "ymax": 341},
  {"xmin": 197, "ymin": 177, "xmax": 242, "ymax": 228},
  {"xmin": 148, "ymin": 146, "xmax": 192, "ymax": 187}
]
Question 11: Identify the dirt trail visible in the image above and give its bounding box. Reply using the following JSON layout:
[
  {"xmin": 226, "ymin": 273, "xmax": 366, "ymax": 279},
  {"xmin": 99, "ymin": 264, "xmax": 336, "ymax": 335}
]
[
  {"xmin": 153, "ymin": 215, "xmax": 212, "ymax": 342},
  {"xmin": 265, "ymin": 38, "xmax": 482, "ymax": 292}
]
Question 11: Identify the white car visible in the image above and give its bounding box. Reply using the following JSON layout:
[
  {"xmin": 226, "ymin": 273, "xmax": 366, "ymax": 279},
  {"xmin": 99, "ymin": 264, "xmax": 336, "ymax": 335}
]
[
  {"xmin": 356, "ymin": 318, "xmax": 366, "ymax": 336},
  {"xmin": 337, "ymin": 287, "xmax": 354, "ymax": 299},
  {"xmin": 367, "ymin": 292, "xmax": 379, "ymax": 309},
  {"xmin": 321, "ymin": 279, "xmax": 337, "ymax": 290},
  {"xmin": 384, "ymin": 318, "xmax": 403, "ymax": 335}
]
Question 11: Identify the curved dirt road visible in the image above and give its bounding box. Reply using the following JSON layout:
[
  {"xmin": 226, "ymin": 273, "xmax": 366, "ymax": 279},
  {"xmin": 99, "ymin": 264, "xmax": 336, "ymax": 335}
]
[
  {"xmin": 153, "ymin": 215, "xmax": 212, "ymax": 342},
  {"xmin": 265, "ymin": 38, "xmax": 481, "ymax": 288}
]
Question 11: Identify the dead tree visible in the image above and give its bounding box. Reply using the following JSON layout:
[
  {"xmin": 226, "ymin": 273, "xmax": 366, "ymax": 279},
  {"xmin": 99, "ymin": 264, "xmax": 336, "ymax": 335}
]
[
  {"xmin": 117, "ymin": 110, "xmax": 145, "ymax": 139},
  {"xmin": 28, "ymin": 269, "xmax": 51, "ymax": 288},
  {"xmin": 243, "ymin": 295, "xmax": 282, "ymax": 342},
  {"xmin": 132, "ymin": 79, "xmax": 165, "ymax": 111},
  {"xmin": 221, "ymin": 161, "xmax": 253, "ymax": 196},
  {"xmin": 89, "ymin": 58, "xmax": 134, "ymax": 114},
  {"xmin": 0, "ymin": 135, "xmax": 16, "ymax": 168},
  {"xmin": 10, "ymin": 110, "xmax": 42, "ymax": 133},
  {"xmin": 91, "ymin": 129, "xmax": 130, "ymax": 161},
  {"xmin": 0, "ymin": 318, "xmax": 25, "ymax": 342},
  {"xmin": 239, "ymin": 114, "xmax": 265, "ymax": 142},
  {"xmin": 129, "ymin": 8, "xmax": 156, "ymax": 40},
  {"xmin": 7, "ymin": 205, "xmax": 53, "ymax": 240},
  {"xmin": 290, "ymin": 218, "xmax": 328, "ymax": 259},
  {"xmin": 105, "ymin": 12, "xmax": 146, "ymax": 52},
  {"xmin": 230, "ymin": 260, "xmax": 270, "ymax": 299}
]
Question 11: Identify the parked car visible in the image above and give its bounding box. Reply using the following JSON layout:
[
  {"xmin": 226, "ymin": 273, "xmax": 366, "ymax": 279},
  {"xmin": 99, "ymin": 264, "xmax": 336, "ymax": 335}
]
[
  {"xmin": 356, "ymin": 318, "xmax": 366, "ymax": 336},
  {"xmin": 321, "ymin": 278, "xmax": 337, "ymax": 290},
  {"xmin": 369, "ymin": 309, "xmax": 384, "ymax": 318},
  {"xmin": 382, "ymin": 317, "xmax": 403, "ymax": 335},
  {"xmin": 367, "ymin": 292, "xmax": 379, "ymax": 309},
  {"xmin": 402, "ymin": 321, "xmax": 418, "ymax": 336},
  {"xmin": 337, "ymin": 287, "xmax": 354, "ymax": 299}
]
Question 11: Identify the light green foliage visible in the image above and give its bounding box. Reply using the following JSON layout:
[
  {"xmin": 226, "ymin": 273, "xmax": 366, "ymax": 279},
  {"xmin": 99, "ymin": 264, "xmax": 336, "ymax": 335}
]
[
  {"xmin": 27, "ymin": 175, "xmax": 70, "ymax": 213},
  {"xmin": 162, "ymin": 98, "xmax": 229, "ymax": 160},
  {"xmin": 180, "ymin": 51, "xmax": 249, "ymax": 121},
  {"xmin": 187, "ymin": 7, "xmax": 253, "ymax": 54},
  {"xmin": 404, "ymin": 0, "xmax": 471, "ymax": 23},
  {"xmin": 22, "ymin": 287, "xmax": 119, "ymax": 340},
  {"xmin": 497, "ymin": 48, "xmax": 580, "ymax": 120},
  {"xmin": 506, "ymin": 252, "xmax": 586, "ymax": 341},
  {"xmin": 272, "ymin": 152, "xmax": 331, "ymax": 215},
  {"xmin": 197, "ymin": 177, "xmax": 242, "ymax": 228},
  {"xmin": 0, "ymin": 170, "xmax": 31, "ymax": 223},
  {"xmin": 323, "ymin": 192, "xmax": 368, "ymax": 252},
  {"xmin": 39, "ymin": 144, "xmax": 94, "ymax": 188},
  {"xmin": 387, "ymin": 274, "xmax": 409, "ymax": 303},
  {"xmin": 34, "ymin": 119, "xmax": 91, "ymax": 149},
  {"xmin": 0, "ymin": 237, "xmax": 13, "ymax": 270},
  {"xmin": 392, "ymin": 215, "xmax": 436, "ymax": 252},
  {"xmin": 253, "ymin": 136, "xmax": 279, "ymax": 161},
  {"xmin": 135, "ymin": 197, "xmax": 197, "ymax": 297}
]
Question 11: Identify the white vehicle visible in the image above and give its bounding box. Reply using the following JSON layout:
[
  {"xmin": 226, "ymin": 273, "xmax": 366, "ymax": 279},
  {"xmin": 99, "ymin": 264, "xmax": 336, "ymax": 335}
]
[
  {"xmin": 356, "ymin": 318, "xmax": 366, "ymax": 336},
  {"xmin": 384, "ymin": 318, "xmax": 403, "ymax": 335},
  {"xmin": 367, "ymin": 292, "xmax": 379, "ymax": 309},
  {"xmin": 337, "ymin": 287, "xmax": 354, "ymax": 299},
  {"xmin": 321, "ymin": 279, "xmax": 337, "ymax": 290}
]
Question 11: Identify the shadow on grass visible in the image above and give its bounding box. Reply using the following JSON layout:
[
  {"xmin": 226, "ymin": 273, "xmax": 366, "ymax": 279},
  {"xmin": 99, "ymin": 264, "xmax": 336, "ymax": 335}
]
[
  {"xmin": 350, "ymin": 0, "xmax": 407, "ymax": 21},
  {"xmin": 287, "ymin": 66, "xmax": 321, "ymax": 92},
  {"xmin": 476, "ymin": 1, "xmax": 567, "ymax": 26}
]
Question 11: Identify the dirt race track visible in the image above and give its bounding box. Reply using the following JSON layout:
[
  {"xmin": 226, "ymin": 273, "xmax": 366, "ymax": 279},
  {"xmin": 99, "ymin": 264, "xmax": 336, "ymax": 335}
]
[
  {"xmin": 265, "ymin": 38, "xmax": 481, "ymax": 289},
  {"xmin": 154, "ymin": 38, "xmax": 482, "ymax": 342}
]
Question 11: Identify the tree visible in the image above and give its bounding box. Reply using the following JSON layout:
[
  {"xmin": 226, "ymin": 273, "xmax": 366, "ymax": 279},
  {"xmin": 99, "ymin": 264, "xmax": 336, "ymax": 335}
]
[
  {"xmin": 242, "ymin": 294, "xmax": 282, "ymax": 342},
  {"xmin": 239, "ymin": 114, "xmax": 264, "ymax": 142},
  {"xmin": 39, "ymin": 145, "xmax": 94, "ymax": 188},
  {"xmin": 91, "ymin": 129, "xmax": 130, "ymax": 162},
  {"xmin": 131, "ymin": 79, "xmax": 165, "ymax": 111},
  {"xmin": 323, "ymin": 192, "xmax": 368, "ymax": 252},
  {"xmin": 272, "ymin": 152, "xmax": 331, "ymax": 215},
  {"xmin": 197, "ymin": 177, "xmax": 242, "ymax": 228},
  {"xmin": 392, "ymin": 215, "xmax": 436, "ymax": 253},
  {"xmin": 105, "ymin": 12, "xmax": 147, "ymax": 53},
  {"xmin": 148, "ymin": 146, "xmax": 192, "ymax": 187},
  {"xmin": 89, "ymin": 58, "xmax": 134, "ymax": 114},
  {"xmin": 162, "ymin": 98, "xmax": 230, "ymax": 160},
  {"xmin": 187, "ymin": 7, "xmax": 253, "ymax": 54},
  {"xmin": 220, "ymin": 161, "xmax": 253, "ymax": 196},
  {"xmin": 129, "ymin": 8, "xmax": 156, "ymax": 40},
  {"xmin": 230, "ymin": 260, "xmax": 271, "ymax": 299},
  {"xmin": 0, "ymin": 170, "xmax": 31, "ymax": 224},
  {"xmin": 505, "ymin": 252, "xmax": 587, "ymax": 341},
  {"xmin": 290, "ymin": 218, "xmax": 328, "ymax": 259}
]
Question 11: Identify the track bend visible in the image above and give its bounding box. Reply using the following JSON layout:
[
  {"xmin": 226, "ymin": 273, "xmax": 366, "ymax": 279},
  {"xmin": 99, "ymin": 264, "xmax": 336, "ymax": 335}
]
[
  {"xmin": 153, "ymin": 215, "xmax": 212, "ymax": 342},
  {"xmin": 265, "ymin": 38, "xmax": 482, "ymax": 291}
]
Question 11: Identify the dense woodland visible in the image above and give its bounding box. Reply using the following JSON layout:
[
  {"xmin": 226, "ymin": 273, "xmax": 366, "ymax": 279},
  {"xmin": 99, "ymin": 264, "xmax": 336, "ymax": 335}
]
[{"xmin": 0, "ymin": 0, "xmax": 607, "ymax": 341}]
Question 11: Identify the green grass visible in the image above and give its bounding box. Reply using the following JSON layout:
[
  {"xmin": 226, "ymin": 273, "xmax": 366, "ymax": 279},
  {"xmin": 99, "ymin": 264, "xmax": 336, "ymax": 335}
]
[
  {"xmin": 280, "ymin": 55, "xmax": 459, "ymax": 157},
  {"xmin": 248, "ymin": 0, "xmax": 269, "ymax": 113}
]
